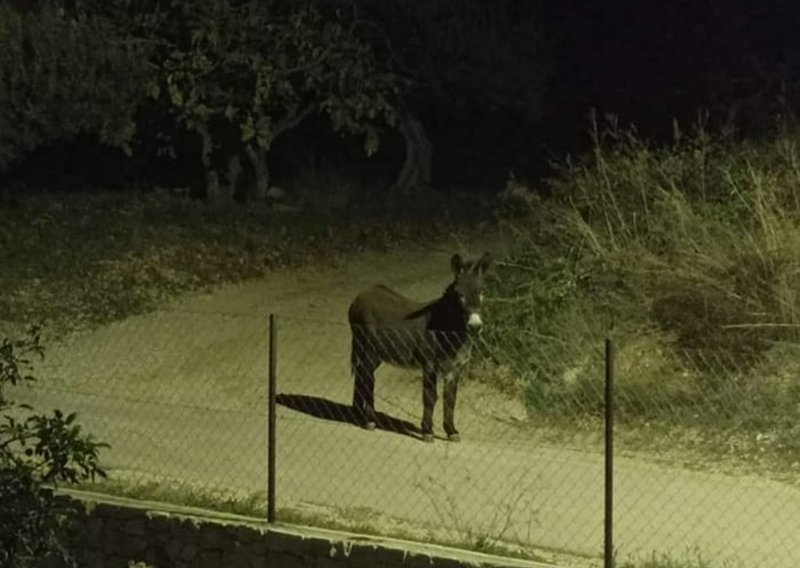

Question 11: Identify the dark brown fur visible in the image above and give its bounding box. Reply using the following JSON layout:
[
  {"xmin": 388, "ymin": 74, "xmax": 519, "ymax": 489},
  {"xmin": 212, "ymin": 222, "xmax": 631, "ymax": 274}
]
[{"xmin": 348, "ymin": 253, "xmax": 492, "ymax": 442}]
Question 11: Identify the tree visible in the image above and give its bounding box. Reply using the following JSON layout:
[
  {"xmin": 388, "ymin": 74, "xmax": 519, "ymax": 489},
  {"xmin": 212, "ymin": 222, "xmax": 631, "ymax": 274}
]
[
  {"xmin": 74, "ymin": 0, "xmax": 400, "ymax": 202},
  {"xmin": 0, "ymin": 5, "xmax": 151, "ymax": 175},
  {"xmin": 1, "ymin": 326, "xmax": 107, "ymax": 568},
  {"xmin": 341, "ymin": 0, "xmax": 552, "ymax": 190}
]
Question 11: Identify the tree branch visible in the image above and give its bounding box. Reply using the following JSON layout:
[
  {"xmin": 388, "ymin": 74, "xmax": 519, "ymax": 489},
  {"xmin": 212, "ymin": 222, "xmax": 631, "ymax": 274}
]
[
  {"xmin": 281, "ymin": 43, "xmax": 335, "ymax": 76},
  {"xmin": 0, "ymin": 432, "xmax": 31, "ymax": 451},
  {"xmin": 273, "ymin": 104, "xmax": 316, "ymax": 140}
]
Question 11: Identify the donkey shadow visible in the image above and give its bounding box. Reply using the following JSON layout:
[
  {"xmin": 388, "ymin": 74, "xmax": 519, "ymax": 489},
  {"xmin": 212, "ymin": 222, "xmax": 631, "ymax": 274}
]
[{"xmin": 275, "ymin": 393, "xmax": 424, "ymax": 441}]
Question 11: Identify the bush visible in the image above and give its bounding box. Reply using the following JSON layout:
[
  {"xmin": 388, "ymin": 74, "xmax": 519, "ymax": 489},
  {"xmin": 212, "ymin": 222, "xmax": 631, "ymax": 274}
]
[
  {"xmin": 557, "ymin": 119, "xmax": 800, "ymax": 356},
  {"xmin": 1, "ymin": 326, "xmax": 107, "ymax": 567},
  {"xmin": 485, "ymin": 117, "xmax": 800, "ymax": 453},
  {"xmin": 66, "ymin": 0, "xmax": 399, "ymax": 201},
  {"xmin": 0, "ymin": 6, "xmax": 150, "ymax": 172}
]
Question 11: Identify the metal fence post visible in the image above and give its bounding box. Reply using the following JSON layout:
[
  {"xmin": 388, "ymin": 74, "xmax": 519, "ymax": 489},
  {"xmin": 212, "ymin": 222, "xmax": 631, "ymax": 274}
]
[
  {"xmin": 605, "ymin": 338, "xmax": 615, "ymax": 568},
  {"xmin": 268, "ymin": 313, "xmax": 277, "ymax": 523}
]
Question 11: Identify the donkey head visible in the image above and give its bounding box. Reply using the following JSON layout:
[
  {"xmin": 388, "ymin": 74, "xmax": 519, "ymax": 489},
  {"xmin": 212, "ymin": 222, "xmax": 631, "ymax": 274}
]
[{"xmin": 448, "ymin": 252, "xmax": 493, "ymax": 331}]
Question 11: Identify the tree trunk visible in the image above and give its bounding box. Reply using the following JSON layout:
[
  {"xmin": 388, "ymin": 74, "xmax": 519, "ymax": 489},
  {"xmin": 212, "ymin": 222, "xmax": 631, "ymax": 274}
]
[
  {"xmin": 204, "ymin": 169, "xmax": 222, "ymax": 204},
  {"xmin": 244, "ymin": 144, "xmax": 270, "ymax": 201},
  {"xmin": 393, "ymin": 112, "xmax": 432, "ymax": 192},
  {"xmin": 225, "ymin": 153, "xmax": 243, "ymax": 199}
]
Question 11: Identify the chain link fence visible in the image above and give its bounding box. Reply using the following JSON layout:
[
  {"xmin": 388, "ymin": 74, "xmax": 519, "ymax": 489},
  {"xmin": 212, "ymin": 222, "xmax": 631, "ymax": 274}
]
[
  {"xmin": 14, "ymin": 309, "xmax": 271, "ymax": 505},
  {"xmin": 610, "ymin": 341, "xmax": 800, "ymax": 568},
  {"xmin": 8, "ymin": 309, "xmax": 800, "ymax": 567},
  {"xmin": 274, "ymin": 316, "xmax": 606, "ymax": 563}
]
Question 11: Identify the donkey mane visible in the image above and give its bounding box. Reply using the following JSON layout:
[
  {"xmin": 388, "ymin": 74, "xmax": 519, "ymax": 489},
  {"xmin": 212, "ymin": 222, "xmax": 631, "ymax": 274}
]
[{"xmin": 404, "ymin": 301, "xmax": 437, "ymax": 321}]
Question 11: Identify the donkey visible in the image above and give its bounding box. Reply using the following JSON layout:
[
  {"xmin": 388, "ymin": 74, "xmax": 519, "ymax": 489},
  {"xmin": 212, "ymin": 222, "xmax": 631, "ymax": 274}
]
[{"xmin": 348, "ymin": 252, "xmax": 492, "ymax": 442}]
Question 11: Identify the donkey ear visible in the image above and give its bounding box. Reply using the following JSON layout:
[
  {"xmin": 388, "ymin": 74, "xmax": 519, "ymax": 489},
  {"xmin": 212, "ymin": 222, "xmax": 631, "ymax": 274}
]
[
  {"xmin": 451, "ymin": 254, "xmax": 465, "ymax": 274},
  {"xmin": 475, "ymin": 252, "xmax": 493, "ymax": 274}
]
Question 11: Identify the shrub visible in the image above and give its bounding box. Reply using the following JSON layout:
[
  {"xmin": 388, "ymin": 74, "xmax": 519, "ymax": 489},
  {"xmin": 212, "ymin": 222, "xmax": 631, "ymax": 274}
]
[
  {"xmin": 485, "ymin": 116, "xmax": 800, "ymax": 448},
  {"xmin": 1, "ymin": 326, "xmax": 107, "ymax": 567},
  {"xmin": 0, "ymin": 6, "xmax": 150, "ymax": 172}
]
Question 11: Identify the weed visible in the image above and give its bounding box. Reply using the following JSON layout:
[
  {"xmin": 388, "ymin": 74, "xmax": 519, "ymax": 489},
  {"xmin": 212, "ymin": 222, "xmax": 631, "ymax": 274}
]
[{"xmin": 484, "ymin": 117, "xmax": 800, "ymax": 471}]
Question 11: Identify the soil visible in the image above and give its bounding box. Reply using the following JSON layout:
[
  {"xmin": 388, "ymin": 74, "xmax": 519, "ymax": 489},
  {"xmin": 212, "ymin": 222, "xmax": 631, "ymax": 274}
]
[{"xmin": 13, "ymin": 230, "xmax": 800, "ymax": 568}]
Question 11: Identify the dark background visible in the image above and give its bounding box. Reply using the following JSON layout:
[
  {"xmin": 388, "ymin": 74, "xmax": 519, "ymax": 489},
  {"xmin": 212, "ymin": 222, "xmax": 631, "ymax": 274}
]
[{"xmin": 4, "ymin": 0, "xmax": 800, "ymax": 193}]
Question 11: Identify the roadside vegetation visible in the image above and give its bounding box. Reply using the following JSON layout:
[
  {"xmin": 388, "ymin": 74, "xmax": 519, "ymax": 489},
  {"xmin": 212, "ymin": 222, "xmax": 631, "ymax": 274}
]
[
  {"xmin": 74, "ymin": 480, "xmax": 727, "ymax": 568},
  {"xmin": 485, "ymin": 116, "xmax": 800, "ymax": 475},
  {"xmin": 1, "ymin": 327, "xmax": 106, "ymax": 567},
  {"xmin": 0, "ymin": 189, "xmax": 492, "ymax": 337}
]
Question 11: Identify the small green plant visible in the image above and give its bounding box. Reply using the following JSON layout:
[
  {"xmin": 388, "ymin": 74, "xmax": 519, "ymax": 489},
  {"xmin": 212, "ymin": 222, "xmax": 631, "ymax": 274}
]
[{"xmin": 1, "ymin": 326, "xmax": 107, "ymax": 568}]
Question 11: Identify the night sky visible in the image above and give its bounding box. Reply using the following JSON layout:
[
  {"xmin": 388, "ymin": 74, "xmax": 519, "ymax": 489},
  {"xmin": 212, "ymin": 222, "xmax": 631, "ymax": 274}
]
[{"xmin": 545, "ymin": 0, "xmax": 800, "ymax": 139}]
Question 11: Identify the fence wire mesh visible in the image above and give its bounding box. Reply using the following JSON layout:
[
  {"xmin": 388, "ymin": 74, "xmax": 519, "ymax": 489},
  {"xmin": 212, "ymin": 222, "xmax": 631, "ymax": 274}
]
[
  {"xmin": 10, "ymin": 309, "xmax": 271, "ymax": 507},
  {"xmin": 7, "ymin": 307, "xmax": 800, "ymax": 567},
  {"xmin": 275, "ymin": 316, "xmax": 800, "ymax": 567},
  {"xmin": 611, "ymin": 340, "xmax": 800, "ymax": 568},
  {"xmin": 275, "ymin": 316, "xmax": 606, "ymax": 563}
]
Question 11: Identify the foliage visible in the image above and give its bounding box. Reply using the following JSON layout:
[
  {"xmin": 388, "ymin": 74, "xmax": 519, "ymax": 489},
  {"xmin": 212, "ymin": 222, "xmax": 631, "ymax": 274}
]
[
  {"xmin": 73, "ymin": 0, "xmax": 398, "ymax": 193},
  {"xmin": 0, "ymin": 190, "xmax": 492, "ymax": 335},
  {"xmin": 1, "ymin": 326, "xmax": 107, "ymax": 568},
  {"xmin": 619, "ymin": 552, "xmax": 714, "ymax": 568},
  {"xmin": 485, "ymin": 118, "xmax": 800, "ymax": 466},
  {"xmin": 0, "ymin": 5, "xmax": 150, "ymax": 172},
  {"xmin": 553, "ymin": 117, "xmax": 800, "ymax": 355}
]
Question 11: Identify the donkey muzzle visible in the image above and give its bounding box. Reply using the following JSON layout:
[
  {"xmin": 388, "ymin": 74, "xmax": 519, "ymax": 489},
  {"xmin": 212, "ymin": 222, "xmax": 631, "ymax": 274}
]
[{"xmin": 467, "ymin": 312, "xmax": 483, "ymax": 330}]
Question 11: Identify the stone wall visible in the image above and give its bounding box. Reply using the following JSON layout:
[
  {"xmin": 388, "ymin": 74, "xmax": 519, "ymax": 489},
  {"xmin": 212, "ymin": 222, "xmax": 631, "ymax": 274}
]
[{"xmin": 68, "ymin": 491, "xmax": 548, "ymax": 568}]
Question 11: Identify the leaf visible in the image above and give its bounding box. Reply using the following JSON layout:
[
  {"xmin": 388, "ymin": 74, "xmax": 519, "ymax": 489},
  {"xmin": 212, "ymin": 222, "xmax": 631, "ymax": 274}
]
[
  {"xmin": 241, "ymin": 119, "xmax": 255, "ymax": 143},
  {"xmin": 147, "ymin": 82, "xmax": 161, "ymax": 99},
  {"xmin": 170, "ymin": 88, "xmax": 184, "ymax": 107}
]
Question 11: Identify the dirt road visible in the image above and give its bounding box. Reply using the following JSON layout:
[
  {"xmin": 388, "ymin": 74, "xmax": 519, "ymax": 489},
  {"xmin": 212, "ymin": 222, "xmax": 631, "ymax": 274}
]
[{"xmin": 15, "ymin": 231, "xmax": 800, "ymax": 567}]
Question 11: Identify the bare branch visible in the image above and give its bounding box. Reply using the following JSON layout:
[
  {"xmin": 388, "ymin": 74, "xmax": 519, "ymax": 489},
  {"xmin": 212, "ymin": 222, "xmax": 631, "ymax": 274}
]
[{"xmin": 273, "ymin": 104, "xmax": 316, "ymax": 140}]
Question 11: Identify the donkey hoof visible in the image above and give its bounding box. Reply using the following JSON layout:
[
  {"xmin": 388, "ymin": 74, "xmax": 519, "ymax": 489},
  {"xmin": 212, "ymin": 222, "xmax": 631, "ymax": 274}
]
[
  {"xmin": 422, "ymin": 433, "xmax": 435, "ymax": 443},
  {"xmin": 447, "ymin": 433, "xmax": 461, "ymax": 443},
  {"xmin": 364, "ymin": 421, "xmax": 377, "ymax": 431}
]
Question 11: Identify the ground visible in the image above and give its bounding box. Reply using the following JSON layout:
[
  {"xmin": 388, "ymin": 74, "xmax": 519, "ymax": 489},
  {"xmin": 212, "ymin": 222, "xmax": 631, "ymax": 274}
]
[{"xmin": 12, "ymin": 230, "xmax": 800, "ymax": 568}]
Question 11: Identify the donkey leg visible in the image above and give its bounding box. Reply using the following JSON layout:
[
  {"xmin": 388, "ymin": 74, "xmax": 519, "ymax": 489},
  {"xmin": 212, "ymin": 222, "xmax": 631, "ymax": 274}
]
[
  {"xmin": 355, "ymin": 364, "xmax": 378, "ymax": 430},
  {"xmin": 421, "ymin": 367, "xmax": 438, "ymax": 442},
  {"xmin": 352, "ymin": 337, "xmax": 378, "ymax": 430},
  {"xmin": 363, "ymin": 366, "xmax": 378, "ymax": 429},
  {"xmin": 351, "ymin": 338, "xmax": 366, "ymax": 418},
  {"xmin": 443, "ymin": 372, "xmax": 460, "ymax": 442},
  {"xmin": 352, "ymin": 365, "xmax": 365, "ymax": 416},
  {"xmin": 353, "ymin": 367, "xmax": 377, "ymax": 430}
]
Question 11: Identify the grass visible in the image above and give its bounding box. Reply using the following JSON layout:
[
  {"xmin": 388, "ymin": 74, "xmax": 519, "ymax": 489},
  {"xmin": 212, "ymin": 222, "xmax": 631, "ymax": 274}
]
[
  {"xmin": 619, "ymin": 552, "xmax": 736, "ymax": 568},
  {"xmin": 76, "ymin": 477, "xmax": 268, "ymax": 517},
  {"xmin": 0, "ymin": 188, "xmax": 493, "ymax": 336},
  {"xmin": 484, "ymin": 117, "xmax": 800, "ymax": 474},
  {"xmin": 74, "ymin": 476, "xmax": 554, "ymax": 564},
  {"xmin": 77, "ymin": 478, "xmax": 747, "ymax": 568}
]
